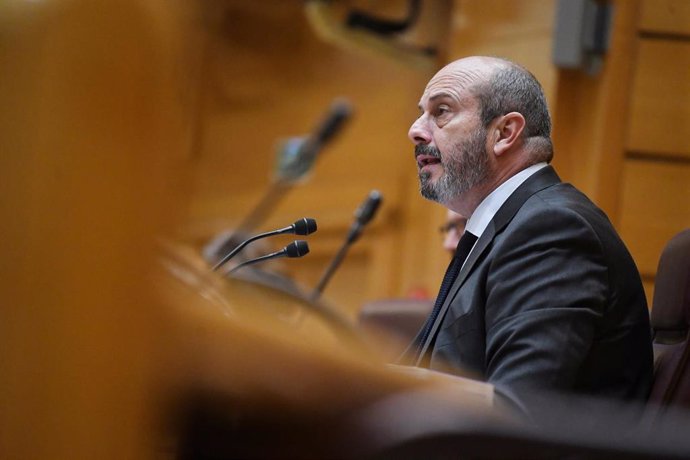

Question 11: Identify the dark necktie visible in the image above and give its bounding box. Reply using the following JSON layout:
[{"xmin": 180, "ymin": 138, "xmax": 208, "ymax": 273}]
[{"xmin": 414, "ymin": 230, "xmax": 478, "ymax": 362}]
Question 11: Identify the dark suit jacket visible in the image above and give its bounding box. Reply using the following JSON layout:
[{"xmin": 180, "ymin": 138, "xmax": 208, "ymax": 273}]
[{"xmin": 410, "ymin": 166, "xmax": 653, "ymax": 401}]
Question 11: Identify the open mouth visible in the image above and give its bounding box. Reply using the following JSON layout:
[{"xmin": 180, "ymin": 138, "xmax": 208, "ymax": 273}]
[{"xmin": 416, "ymin": 154, "xmax": 441, "ymax": 169}]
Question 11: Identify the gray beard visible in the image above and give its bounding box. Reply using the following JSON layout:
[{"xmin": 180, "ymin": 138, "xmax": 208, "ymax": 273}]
[{"xmin": 417, "ymin": 128, "xmax": 490, "ymax": 205}]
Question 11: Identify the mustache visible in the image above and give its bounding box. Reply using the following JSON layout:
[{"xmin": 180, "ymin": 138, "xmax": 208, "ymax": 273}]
[{"xmin": 415, "ymin": 144, "xmax": 442, "ymax": 159}]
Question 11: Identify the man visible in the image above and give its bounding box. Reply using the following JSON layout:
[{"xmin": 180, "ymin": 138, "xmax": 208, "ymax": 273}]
[
  {"xmin": 403, "ymin": 56, "xmax": 653, "ymax": 402},
  {"xmin": 440, "ymin": 210, "xmax": 467, "ymax": 255}
]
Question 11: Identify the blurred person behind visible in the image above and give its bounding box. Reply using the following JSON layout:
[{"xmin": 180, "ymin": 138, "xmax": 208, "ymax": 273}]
[{"xmin": 439, "ymin": 210, "xmax": 468, "ymax": 255}]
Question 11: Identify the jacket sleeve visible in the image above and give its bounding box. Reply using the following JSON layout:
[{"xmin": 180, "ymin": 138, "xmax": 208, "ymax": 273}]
[{"xmin": 483, "ymin": 199, "xmax": 609, "ymax": 391}]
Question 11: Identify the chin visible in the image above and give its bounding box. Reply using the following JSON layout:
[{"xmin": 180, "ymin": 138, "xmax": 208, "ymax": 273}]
[{"xmin": 419, "ymin": 183, "xmax": 441, "ymax": 203}]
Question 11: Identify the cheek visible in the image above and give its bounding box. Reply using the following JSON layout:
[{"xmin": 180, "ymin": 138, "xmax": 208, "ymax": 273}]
[
  {"xmin": 435, "ymin": 123, "xmax": 466, "ymax": 150},
  {"xmin": 434, "ymin": 132, "xmax": 453, "ymax": 155}
]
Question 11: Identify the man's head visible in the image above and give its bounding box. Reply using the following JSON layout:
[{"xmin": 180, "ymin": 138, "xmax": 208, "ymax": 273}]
[
  {"xmin": 408, "ymin": 56, "xmax": 552, "ymax": 215},
  {"xmin": 440, "ymin": 210, "xmax": 467, "ymax": 255}
]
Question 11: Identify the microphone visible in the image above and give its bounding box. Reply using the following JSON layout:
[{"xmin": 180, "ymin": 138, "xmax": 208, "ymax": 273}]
[
  {"xmin": 227, "ymin": 240, "xmax": 310, "ymax": 275},
  {"xmin": 211, "ymin": 218, "xmax": 317, "ymax": 272},
  {"xmin": 234, "ymin": 99, "xmax": 353, "ymax": 233},
  {"xmin": 310, "ymin": 190, "xmax": 383, "ymax": 301},
  {"xmin": 346, "ymin": 190, "xmax": 382, "ymax": 244},
  {"xmin": 275, "ymin": 98, "xmax": 353, "ymax": 183},
  {"xmin": 312, "ymin": 98, "xmax": 352, "ymax": 148}
]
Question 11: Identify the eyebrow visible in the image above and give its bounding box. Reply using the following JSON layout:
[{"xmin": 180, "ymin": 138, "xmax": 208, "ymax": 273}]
[
  {"xmin": 418, "ymin": 92, "xmax": 455, "ymax": 112},
  {"xmin": 429, "ymin": 92, "xmax": 454, "ymax": 102}
]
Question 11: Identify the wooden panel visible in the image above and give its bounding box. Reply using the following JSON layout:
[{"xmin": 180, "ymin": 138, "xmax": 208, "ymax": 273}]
[
  {"xmin": 397, "ymin": 178, "xmax": 452, "ymax": 298},
  {"xmin": 627, "ymin": 39, "xmax": 690, "ymax": 158},
  {"xmin": 188, "ymin": 1, "xmax": 430, "ymax": 310},
  {"xmin": 551, "ymin": 0, "xmax": 639, "ymax": 221},
  {"xmin": 284, "ymin": 241, "xmax": 371, "ymax": 319},
  {"xmin": 618, "ymin": 158, "xmax": 690, "ymax": 277},
  {"xmin": 183, "ymin": 181, "xmax": 398, "ymax": 240},
  {"xmin": 448, "ymin": 0, "xmax": 557, "ymax": 104},
  {"xmin": 184, "ymin": 180, "xmax": 406, "ymax": 315},
  {"xmin": 639, "ymin": 0, "xmax": 690, "ymax": 36}
]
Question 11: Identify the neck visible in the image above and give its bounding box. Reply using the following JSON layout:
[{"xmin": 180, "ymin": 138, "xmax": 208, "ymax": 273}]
[{"xmin": 449, "ymin": 157, "xmax": 534, "ymax": 218}]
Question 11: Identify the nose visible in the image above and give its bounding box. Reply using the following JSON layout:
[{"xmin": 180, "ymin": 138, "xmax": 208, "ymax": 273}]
[{"xmin": 408, "ymin": 115, "xmax": 431, "ymax": 145}]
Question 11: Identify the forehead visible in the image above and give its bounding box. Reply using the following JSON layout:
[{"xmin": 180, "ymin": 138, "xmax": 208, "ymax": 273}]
[{"xmin": 419, "ymin": 65, "xmax": 485, "ymax": 108}]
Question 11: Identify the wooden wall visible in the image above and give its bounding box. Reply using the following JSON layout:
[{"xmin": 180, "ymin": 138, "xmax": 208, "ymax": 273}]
[
  {"xmin": 184, "ymin": 1, "xmax": 430, "ymax": 318},
  {"xmin": 185, "ymin": 0, "xmax": 558, "ymax": 317},
  {"xmin": 402, "ymin": 0, "xmax": 557, "ymax": 304},
  {"xmin": 620, "ymin": 0, "xmax": 690, "ymax": 303},
  {"xmin": 552, "ymin": 0, "xmax": 690, "ymax": 306}
]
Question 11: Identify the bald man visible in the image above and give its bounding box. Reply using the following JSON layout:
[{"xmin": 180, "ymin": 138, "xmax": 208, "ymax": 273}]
[{"xmin": 402, "ymin": 56, "xmax": 653, "ymax": 403}]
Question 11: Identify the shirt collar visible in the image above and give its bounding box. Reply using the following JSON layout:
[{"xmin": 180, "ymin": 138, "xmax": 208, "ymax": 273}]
[{"xmin": 465, "ymin": 162, "xmax": 547, "ymax": 238}]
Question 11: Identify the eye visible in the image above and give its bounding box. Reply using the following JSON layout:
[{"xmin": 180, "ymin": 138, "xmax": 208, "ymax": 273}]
[
  {"xmin": 435, "ymin": 105, "xmax": 451, "ymax": 117},
  {"xmin": 432, "ymin": 104, "xmax": 452, "ymax": 127}
]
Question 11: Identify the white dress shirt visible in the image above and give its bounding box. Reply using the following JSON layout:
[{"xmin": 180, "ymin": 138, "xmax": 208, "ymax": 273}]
[{"xmin": 463, "ymin": 162, "xmax": 548, "ymax": 260}]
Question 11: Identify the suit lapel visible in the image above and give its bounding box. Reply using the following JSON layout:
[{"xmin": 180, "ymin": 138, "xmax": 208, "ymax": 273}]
[{"xmin": 415, "ymin": 166, "xmax": 562, "ymax": 364}]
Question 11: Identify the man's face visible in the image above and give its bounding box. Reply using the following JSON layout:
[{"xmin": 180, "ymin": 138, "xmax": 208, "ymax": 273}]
[
  {"xmin": 415, "ymin": 128, "xmax": 488, "ymax": 203},
  {"xmin": 441, "ymin": 210, "xmax": 467, "ymax": 254},
  {"xmin": 408, "ymin": 66, "xmax": 491, "ymax": 206}
]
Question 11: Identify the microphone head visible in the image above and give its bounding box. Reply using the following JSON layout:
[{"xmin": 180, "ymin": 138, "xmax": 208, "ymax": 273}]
[
  {"xmin": 292, "ymin": 217, "xmax": 317, "ymax": 235},
  {"xmin": 285, "ymin": 240, "xmax": 310, "ymax": 258},
  {"xmin": 314, "ymin": 98, "xmax": 352, "ymax": 147},
  {"xmin": 355, "ymin": 190, "xmax": 383, "ymax": 226},
  {"xmin": 273, "ymin": 100, "xmax": 352, "ymax": 184}
]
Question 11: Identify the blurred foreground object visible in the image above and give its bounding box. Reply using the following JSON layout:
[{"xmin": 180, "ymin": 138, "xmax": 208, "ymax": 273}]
[{"xmin": 0, "ymin": 0, "xmax": 200, "ymax": 457}]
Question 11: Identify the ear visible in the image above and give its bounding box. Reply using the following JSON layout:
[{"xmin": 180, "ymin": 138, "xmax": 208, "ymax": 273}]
[{"xmin": 492, "ymin": 112, "xmax": 526, "ymax": 157}]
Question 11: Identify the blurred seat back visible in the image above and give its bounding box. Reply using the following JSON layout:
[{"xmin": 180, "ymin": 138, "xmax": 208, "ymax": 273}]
[{"xmin": 648, "ymin": 229, "xmax": 690, "ymax": 412}]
